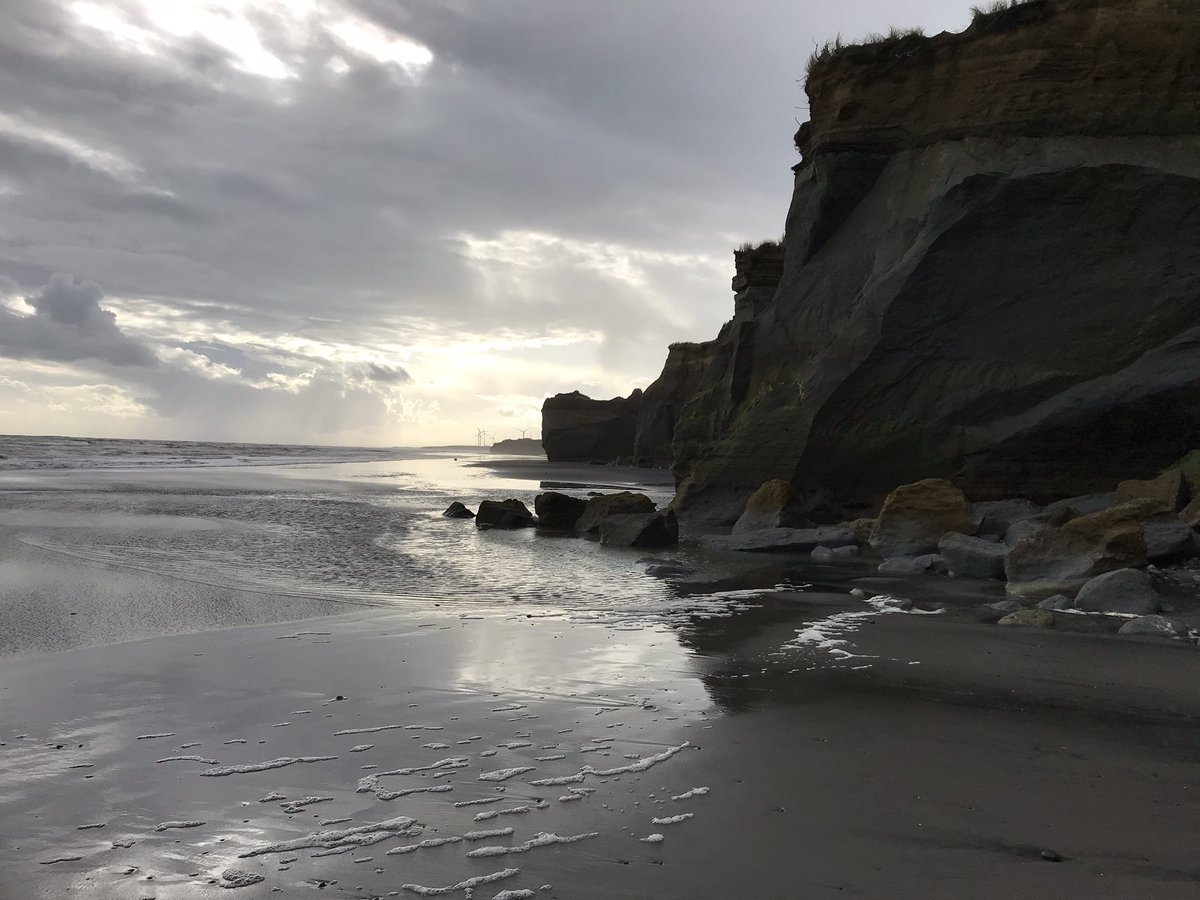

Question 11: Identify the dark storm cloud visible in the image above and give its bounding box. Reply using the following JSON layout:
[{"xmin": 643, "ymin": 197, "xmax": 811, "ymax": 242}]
[
  {"xmin": 0, "ymin": 0, "xmax": 971, "ymax": 440},
  {"xmin": 0, "ymin": 273, "xmax": 158, "ymax": 367}
]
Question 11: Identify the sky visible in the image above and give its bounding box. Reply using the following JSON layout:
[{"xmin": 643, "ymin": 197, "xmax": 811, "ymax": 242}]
[{"xmin": 0, "ymin": 0, "xmax": 973, "ymax": 448}]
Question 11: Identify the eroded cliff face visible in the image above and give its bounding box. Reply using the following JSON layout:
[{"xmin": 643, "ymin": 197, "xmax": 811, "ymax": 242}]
[
  {"xmin": 673, "ymin": 0, "xmax": 1200, "ymax": 526},
  {"xmin": 633, "ymin": 341, "xmax": 719, "ymax": 467}
]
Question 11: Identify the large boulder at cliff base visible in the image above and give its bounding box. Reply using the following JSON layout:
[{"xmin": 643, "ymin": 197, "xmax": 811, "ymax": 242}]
[
  {"xmin": 574, "ymin": 492, "xmax": 657, "ymax": 536},
  {"xmin": 599, "ymin": 510, "xmax": 679, "ymax": 548},
  {"xmin": 869, "ymin": 479, "xmax": 975, "ymax": 557},
  {"xmin": 1116, "ymin": 470, "xmax": 1188, "ymax": 511},
  {"xmin": 877, "ymin": 554, "xmax": 947, "ymax": 576},
  {"xmin": 533, "ymin": 492, "xmax": 589, "ymax": 530},
  {"xmin": 1142, "ymin": 515, "xmax": 1197, "ymax": 562},
  {"xmin": 1074, "ymin": 568, "xmax": 1159, "ymax": 615},
  {"xmin": 442, "ymin": 501, "xmax": 475, "ymax": 519},
  {"xmin": 475, "ymin": 499, "xmax": 536, "ymax": 530},
  {"xmin": 1004, "ymin": 500, "xmax": 1161, "ymax": 596},
  {"xmin": 732, "ymin": 479, "xmax": 807, "ymax": 533},
  {"xmin": 938, "ymin": 532, "xmax": 1007, "ymax": 579},
  {"xmin": 997, "ymin": 609, "xmax": 1056, "ymax": 628},
  {"xmin": 971, "ymin": 499, "xmax": 1040, "ymax": 536}
]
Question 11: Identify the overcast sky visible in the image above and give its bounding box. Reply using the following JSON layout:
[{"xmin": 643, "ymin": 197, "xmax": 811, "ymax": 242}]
[{"xmin": 0, "ymin": 0, "xmax": 971, "ymax": 447}]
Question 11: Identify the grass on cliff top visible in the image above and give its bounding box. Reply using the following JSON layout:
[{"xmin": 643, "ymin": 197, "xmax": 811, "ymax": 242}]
[
  {"xmin": 806, "ymin": 26, "xmax": 925, "ymax": 75},
  {"xmin": 805, "ymin": 0, "xmax": 1052, "ymax": 77},
  {"xmin": 969, "ymin": 0, "xmax": 1053, "ymax": 33},
  {"xmin": 736, "ymin": 239, "xmax": 784, "ymax": 254}
]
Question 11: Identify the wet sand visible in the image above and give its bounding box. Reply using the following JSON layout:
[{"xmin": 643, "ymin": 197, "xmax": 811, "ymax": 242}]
[{"xmin": 4, "ymin": 587, "xmax": 1200, "ymax": 899}]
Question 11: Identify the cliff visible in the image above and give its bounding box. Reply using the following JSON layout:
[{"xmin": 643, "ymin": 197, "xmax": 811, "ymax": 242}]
[
  {"xmin": 673, "ymin": 0, "xmax": 1200, "ymax": 526},
  {"xmin": 541, "ymin": 390, "xmax": 642, "ymax": 462},
  {"xmin": 490, "ymin": 438, "xmax": 544, "ymax": 456},
  {"xmin": 633, "ymin": 341, "xmax": 719, "ymax": 467}
]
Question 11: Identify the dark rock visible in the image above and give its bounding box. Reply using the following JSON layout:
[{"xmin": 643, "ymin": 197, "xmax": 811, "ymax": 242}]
[
  {"xmin": 877, "ymin": 554, "xmax": 947, "ymax": 576},
  {"xmin": 1037, "ymin": 594, "xmax": 1075, "ymax": 611},
  {"xmin": 732, "ymin": 479, "xmax": 807, "ymax": 533},
  {"xmin": 708, "ymin": 525, "xmax": 857, "ymax": 553},
  {"xmin": 1118, "ymin": 614, "xmax": 1186, "ymax": 637},
  {"xmin": 1074, "ymin": 568, "xmax": 1159, "ymax": 615},
  {"xmin": 1042, "ymin": 493, "xmax": 1118, "ymax": 519},
  {"xmin": 1004, "ymin": 519, "xmax": 1045, "ymax": 546},
  {"xmin": 845, "ymin": 517, "xmax": 876, "ymax": 544},
  {"xmin": 575, "ymin": 492, "xmax": 657, "ymax": 536},
  {"xmin": 541, "ymin": 391, "xmax": 642, "ymax": 463},
  {"xmin": 475, "ymin": 499, "xmax": 536, "ymax": 530},
  {"xmin": 533, "ymin": 492, "xmax": 588, "ymax": 530},
  {"xmin": 812, "ymin": 545, "xmax": 859, "ymax": 561},
  {"xmin": 634, "ymin": 342, "xmax": 719, "ymax": 467},
  {"xmin": 987, "ymin": 600, "xmax": 1024, "ymax": 614},
  {"xmin": 599, "ymin": 510, "xmax": 679, "ymax": 548},
  {"xmin": 1116, "ymin": 469, "xmax": 1188, "ymax": 511},
  {"xmin": 971, "ymin": 499, "xmax": 1041, "ymax": 535},
  {"xmin": 644, "ymin": 563, "xmax": 692, "ymax": 578},
  {"xmin": 869, "ymin": 479, "xmax": 975, "ymax": 557},
  {"xmin": 442, "ymin": 502, "xmax": 475, "ymax": 519},
  {"xmin": 1142, "ymin": 515, "xmax": 1197, "ymax": 562},
  {"xmin": 998, "ymin": 609, "xmax": 1056, "ymax": 628},
  {"xmin": 939, "ymin": 532, "xmax": 1007, "ymax": 579},
  {"xmin": 1005, "ymin": 500, "xmax": 1162, "ymax": 597}
]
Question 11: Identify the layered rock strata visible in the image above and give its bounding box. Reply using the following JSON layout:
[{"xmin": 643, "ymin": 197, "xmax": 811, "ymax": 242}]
[{"xmin": 671, "ymin": 0, "xmax": 1200, "ymax": 526}]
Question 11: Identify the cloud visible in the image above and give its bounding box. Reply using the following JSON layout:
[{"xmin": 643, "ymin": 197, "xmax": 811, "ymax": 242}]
[
  {"xmin": 0, "ymin": 273, "xmax": 158, "ymax": 367},
  {"xmin": 0, "ymin": 0, "xmax": 976, "ymax": 444}
]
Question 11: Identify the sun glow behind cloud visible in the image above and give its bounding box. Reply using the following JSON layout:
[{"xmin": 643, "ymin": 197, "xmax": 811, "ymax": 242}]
[{"xmin": 68, "ymin": 0, "xmax": 434, "ymax": 82}]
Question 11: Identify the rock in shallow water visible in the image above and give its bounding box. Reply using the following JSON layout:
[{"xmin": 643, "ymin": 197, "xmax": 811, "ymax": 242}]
[
  {"xmin": 574, "ymin": 492, "xmax": 656, "ymax": 536},
  {"xmin": 877, "ymin": 554, "xmax": 947, "ymax": 576},
  {"xmin": 732, "ymin": 479, "xmax": 808, "ymax": 533},
  {"xmin": 708, "ymin": 525, "xmax": 856, "ymax": 553},
  {"xmin": 599, "ymin": 510, "xmax": 678, "ymax": 548},
  {"xmin": 442, "ymin": 501, "xmax": 474, "ymax": 519},
  {"xmin": 475, "ymin": 499, "xmax": 536, "ymax": 530},
  {"xmin": 939, "ymin": 532, "xmax": 1007, "ymax": 579},
  {"xmin": 533, "ymin": 491, "xmax": 588, "ymax": 530},
  {"xmin": 1037, "ymin": 594, "xmax": 1075, "ymax": 611}
]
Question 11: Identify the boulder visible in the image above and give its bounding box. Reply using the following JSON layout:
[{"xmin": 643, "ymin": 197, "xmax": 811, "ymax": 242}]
[
  {"xmin": 845, "ymin": 517, "xmax": 877, "ymax": 544},
  {"xmin": 877, "ymin": 554, "xmax": 947, "ymax": 576},
  {"xmin": 1005, "ymin": 500, "xmax": 1162, "ymax": 596},
  {"xmin": 988, "ymin": 600, "xmax": 1024, "ymax": 614},
  {"xmin": 998, "ymin": 609, "xmax": 1056, "ymax": 628},
  {"xmin": 533, "ymin": 492, "xmax": 589, "ymax": 530},
  {"xmin": 709, "ymin": 525, "xmax": 857, "ymax": 553},
  {"xmin": 1116, "ymin": 469, "xmax": 1188, "ymax": 511},
  {"xmin": 644, "ymin": 562, "xmax": 692, "ymax": 578},
  {"xmin": 971, "ymin": 499, "xmax": 1041, "ymax": 536},
  {"xmin": 575, "ymin": 492, "xmax": 657, "ymax": 536},
  {"xmin": 442, "ymin": 501, "xmax": 475, "ymax": 519},
  {"xmin": 939, "ymin": 532, "xmax": 1007, "ymax": 579},
  {"xmin": 1042, "ymin": 493, "xmax": 1118, "ymax": 519},
  {"xmin": 811, "ymin": 544, "xmax": 860, "ymax": 561},
  {"xmin": 869, "ymin": 479, "xmax": 975, "ymax": 557},
  {"xmin": 1142, "ymin": 515, "xmax": 1197, "ymax": 562},
  {"xmin": 1180, "ymin": 495, "xmax": 1200, "ymax": 529},
  {"xmin": 1118, "ymin": 615, "xmax": 1187, "ymax": 637},
  {"xmin": 1037, "ymin": 594, "xmax": 1075, "ymax": 611},
  {"xmin": 732, "ymin": 479, "xmax": 807, "ymax": 533},
  {"xmin": 475, "ymin": 499, "xmax": 536, "ymax": 530},
  {"xmin": 1074, "ymin": 568, "xmax": 1159, "ymax": 615},
  {"xmin": 1004, "ymin": 519, "xmax": 1045, "ymax": 546},
  {"xmin": 599, "ymin": 510, "xmax": 679, "ymax": 548}
]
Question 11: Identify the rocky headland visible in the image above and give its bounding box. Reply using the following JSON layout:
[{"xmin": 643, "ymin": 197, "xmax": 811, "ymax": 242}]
[{"xmin": 525, "ymin": 0, "xmax": 1200, "ymax": 641}]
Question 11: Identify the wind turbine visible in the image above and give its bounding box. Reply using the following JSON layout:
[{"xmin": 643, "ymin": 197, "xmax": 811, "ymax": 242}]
[{"xmin": 519, "ymin": 428, "xmax": 530, "ymax": 439}]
